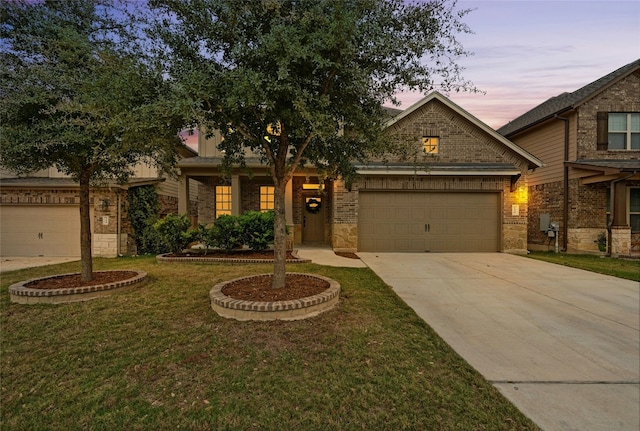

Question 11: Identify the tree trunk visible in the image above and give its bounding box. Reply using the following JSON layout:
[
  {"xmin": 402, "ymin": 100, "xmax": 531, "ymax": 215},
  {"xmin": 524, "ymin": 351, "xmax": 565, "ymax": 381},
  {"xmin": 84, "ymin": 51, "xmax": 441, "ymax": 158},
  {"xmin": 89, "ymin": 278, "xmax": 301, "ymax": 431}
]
[
  {"xmin": 79, "ymin": 173, "xmax": 93, "ymax": 282},
  {"xmin": 271, "ymin": 179, "xmax": 288, "ymax": 289}
]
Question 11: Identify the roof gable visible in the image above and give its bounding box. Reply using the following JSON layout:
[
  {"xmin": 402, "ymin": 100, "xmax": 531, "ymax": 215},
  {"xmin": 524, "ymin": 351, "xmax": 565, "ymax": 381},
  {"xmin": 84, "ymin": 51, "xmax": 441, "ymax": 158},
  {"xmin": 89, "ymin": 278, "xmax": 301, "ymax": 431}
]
[
  {"xmin": 383, "ymin": 91, "xmax": 543, "ymax": 169},
  {"xmin": 498, "ymin": 59, "xmax": 640, "ymax": 137}
]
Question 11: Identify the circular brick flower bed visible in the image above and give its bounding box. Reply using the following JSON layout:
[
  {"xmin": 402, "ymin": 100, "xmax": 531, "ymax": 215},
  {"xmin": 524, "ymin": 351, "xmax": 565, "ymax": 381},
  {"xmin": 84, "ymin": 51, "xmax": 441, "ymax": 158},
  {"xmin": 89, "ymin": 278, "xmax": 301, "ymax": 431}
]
[
  {"xmin": 9, "ymin": 270, "xmax": 147, "ymax": 304},
  {"xmin": 210, "ymin": 272, "xmax": 340, "ymax": 321},
  {"xmin": 157, "ymin": 250, "xmax": 310, "ymax": 264}
]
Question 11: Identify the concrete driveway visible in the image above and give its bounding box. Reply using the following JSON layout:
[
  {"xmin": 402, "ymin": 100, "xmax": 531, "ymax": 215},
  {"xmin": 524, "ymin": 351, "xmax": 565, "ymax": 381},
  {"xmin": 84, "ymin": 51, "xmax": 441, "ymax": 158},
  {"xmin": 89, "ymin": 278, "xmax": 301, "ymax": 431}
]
[{"xmin": 358, "ymin": 252, "xmax": 640, "ymax": 431}]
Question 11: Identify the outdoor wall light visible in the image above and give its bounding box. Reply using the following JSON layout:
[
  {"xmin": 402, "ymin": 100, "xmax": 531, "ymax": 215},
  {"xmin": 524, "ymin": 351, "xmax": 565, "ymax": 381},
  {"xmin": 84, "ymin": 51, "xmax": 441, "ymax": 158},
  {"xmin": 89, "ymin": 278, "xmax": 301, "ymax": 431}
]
[{"xmin": 100, "ymin": 199, "xmax": 110, "ymax": 211}]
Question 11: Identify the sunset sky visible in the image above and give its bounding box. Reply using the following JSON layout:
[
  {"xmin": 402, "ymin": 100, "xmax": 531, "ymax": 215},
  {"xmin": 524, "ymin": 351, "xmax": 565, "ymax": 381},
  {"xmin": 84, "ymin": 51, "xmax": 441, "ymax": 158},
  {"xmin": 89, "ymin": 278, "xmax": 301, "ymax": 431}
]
[
  {"xmin": 183, "ymin": 0, "xmax": 640, "ymax": 149},
  {"xmin": 395, "ymin": 0, "xmax": 640, "ymax": 128}
]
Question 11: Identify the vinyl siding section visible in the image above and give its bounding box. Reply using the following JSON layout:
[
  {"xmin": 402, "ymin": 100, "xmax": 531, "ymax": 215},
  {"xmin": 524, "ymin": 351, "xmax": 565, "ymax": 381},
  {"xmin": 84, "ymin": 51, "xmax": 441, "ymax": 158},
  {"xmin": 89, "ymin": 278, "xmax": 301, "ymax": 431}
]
[{"xmin": 509, "ymin": 120, "xmax": 565, "ymax": 186}]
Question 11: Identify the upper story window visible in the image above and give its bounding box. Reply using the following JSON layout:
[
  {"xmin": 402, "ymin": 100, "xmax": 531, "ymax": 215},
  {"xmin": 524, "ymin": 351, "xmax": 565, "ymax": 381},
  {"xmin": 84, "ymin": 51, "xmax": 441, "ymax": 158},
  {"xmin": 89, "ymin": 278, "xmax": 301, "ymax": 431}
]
[
  {"xmin": 598, "ymin": 112, "xmax": 640, "ymax": 150},
  {"xmin": 215, "ymin": 185, "xmax": 232, "ymax": 217},
  {"xmin": 260, "ymin": 186, "xmax": 275, "ymax": 211},
  {"xmin": 422, "ymin": 136, "xmax": 439, "ymax": 155}
]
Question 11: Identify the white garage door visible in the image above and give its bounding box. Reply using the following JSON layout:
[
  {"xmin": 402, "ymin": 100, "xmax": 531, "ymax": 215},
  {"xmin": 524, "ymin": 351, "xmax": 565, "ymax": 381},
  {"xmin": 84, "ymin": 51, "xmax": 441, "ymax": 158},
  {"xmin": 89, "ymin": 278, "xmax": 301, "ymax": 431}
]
[
  {"xmin": 358, "ymin": 192, "xmax": 500, "ymax": 252},
  {"xmin": 0, "ymin": 205, "xmax": 83, "ymax": 256}
]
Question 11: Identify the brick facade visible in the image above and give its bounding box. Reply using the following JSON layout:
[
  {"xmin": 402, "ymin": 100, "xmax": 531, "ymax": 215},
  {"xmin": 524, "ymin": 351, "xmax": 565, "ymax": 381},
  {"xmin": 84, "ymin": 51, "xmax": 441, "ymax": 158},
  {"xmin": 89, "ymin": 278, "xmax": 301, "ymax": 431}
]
[
  {"xmin": 508, "ymin": 65, "xmax": 640, "ymax": 256},
  {"xmin": 332, "ymin": 174, "xmax": 531, "ymax": 253},
  {"xmin": 1, "ymin": 185, "xmax": 174, "ymax": 257}
]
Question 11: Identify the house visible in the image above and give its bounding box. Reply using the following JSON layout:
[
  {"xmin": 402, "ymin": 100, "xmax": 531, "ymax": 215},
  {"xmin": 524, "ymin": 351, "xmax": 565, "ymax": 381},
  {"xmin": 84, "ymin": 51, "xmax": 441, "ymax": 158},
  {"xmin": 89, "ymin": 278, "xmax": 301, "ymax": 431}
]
[
  {"xmin": 177, "ymin": 92, "xmax": 543, "ymax": 253},
  {"xmin": 498, "ymin": 59, "xmax": 640, "ymax": 256},
  {"xmin": 0, "ymin": 145, "xmax": 198, "ymax": 258}
]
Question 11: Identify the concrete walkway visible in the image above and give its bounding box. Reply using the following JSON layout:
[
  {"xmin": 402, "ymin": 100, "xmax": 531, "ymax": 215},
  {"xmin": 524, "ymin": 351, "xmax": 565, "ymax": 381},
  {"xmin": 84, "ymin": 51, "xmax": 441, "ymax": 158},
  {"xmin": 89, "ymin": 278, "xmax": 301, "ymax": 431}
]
[
  {"xmin": 357, "ymin": 252, "xmax": 640, "ymax": 431},
  {"xmin": 296, "ymin": 245, "xmax": 367, "ymax": 268},
  {"xmin": 0, "ymin": 256, "xmax": 79, "ymax": 273}
]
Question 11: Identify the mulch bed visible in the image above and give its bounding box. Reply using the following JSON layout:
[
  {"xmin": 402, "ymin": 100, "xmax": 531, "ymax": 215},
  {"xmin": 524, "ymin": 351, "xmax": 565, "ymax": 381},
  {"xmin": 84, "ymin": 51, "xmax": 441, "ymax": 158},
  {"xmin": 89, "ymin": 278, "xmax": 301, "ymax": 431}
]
[
  {"xmin": 25, "ymin": 271, "xmax": 138, "ymax": 290},
  {"xmin": 222, "ymin": 274, "xmax": 329, "ymax": 301},
  {"xmin": 24, "ymin": 249, "xmax": 348, "ymax": 300}
]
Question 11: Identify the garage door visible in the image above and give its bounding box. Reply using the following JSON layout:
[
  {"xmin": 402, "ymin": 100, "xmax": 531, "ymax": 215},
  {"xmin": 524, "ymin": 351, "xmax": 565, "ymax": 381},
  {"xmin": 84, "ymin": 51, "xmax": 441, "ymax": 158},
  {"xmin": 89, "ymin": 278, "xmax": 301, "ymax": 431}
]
[
  {"xmin": 0, "ymin": 205, "xmax": 83, "ymax": 256},
  {"xmin": 358, "ymin": 192, "xmax": 500, "ymax": 252}
]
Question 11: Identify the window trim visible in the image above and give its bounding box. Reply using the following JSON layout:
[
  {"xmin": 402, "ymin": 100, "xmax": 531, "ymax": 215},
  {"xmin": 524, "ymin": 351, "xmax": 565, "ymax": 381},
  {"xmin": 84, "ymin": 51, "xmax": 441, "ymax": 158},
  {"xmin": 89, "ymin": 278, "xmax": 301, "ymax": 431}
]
[
  {"xmin": 215, "ymin": 185, "xmax": 232, "ymax": 218},
  {"xmin": 259, "ymin": 185, "xmax": 275, "ymax": 211},
  {"xmin": 422, "ymin": 136, "xmax": 439, "ymax": 155},
  {"xmin": 599, "ymin": 112, "xmax": 640, "ymax": 151},
  {"xmin": 630, "ymin": 187, "xmax": 640, "ymax": 233}
]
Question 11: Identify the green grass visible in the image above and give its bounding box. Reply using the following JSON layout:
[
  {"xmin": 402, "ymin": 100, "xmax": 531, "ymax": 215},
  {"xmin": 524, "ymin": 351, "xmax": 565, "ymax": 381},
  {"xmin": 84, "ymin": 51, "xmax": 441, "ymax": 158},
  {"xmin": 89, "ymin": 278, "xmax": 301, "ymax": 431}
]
[
  {"xmin": 527, "ymin": 251, "xmax": 640, "ymax": 281},
  {"xmin": 1, "ymin": 257, "xmax": 539, "ymax": 431}
]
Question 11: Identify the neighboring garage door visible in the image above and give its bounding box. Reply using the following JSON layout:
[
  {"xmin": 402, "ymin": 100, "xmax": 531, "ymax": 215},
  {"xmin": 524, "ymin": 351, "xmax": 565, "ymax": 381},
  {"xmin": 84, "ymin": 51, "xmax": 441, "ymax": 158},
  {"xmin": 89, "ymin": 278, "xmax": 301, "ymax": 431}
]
[
  {"xmin": 358, "ymin": 192, "xmax": 500, "ymax": 252},
  {"xmin": 0, "ymin": 205, "xmax": 82, "ymax": 256}
]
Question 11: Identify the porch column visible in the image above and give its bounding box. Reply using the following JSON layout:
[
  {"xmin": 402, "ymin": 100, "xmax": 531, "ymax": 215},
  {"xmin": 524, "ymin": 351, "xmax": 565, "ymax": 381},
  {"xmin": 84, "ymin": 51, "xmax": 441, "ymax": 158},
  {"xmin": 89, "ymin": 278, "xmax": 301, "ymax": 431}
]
[
  {"xmin": 612, "ymin": 180, "xmax": 628, "ymax": 227},
  {"xmin": 178, "ymin": 172, "xmax": 189, "ymax": 214},
  {"xmin": 231, "ymin": 175, "xmax": 241, "ymax": 216},
  {"xmin": 285, "ymin": 179, "xmax": 293, "ymax": 224}
]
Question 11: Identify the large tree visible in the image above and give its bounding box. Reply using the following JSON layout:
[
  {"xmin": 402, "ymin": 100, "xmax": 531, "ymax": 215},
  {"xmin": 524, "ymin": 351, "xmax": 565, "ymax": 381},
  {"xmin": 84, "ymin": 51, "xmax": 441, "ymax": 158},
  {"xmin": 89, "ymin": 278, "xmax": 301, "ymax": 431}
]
[
  {"xmin": 151, "ymin": 0, "xmax": 476, "ymax": 289},
  {"xmin": 0, "ymin": 0, "xmax": 186, "ymax": 281}
]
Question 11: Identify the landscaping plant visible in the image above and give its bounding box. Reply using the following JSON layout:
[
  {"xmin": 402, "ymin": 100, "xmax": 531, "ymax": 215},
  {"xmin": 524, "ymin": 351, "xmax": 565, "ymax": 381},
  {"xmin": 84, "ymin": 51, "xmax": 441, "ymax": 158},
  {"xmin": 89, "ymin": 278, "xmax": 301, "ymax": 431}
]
[
  {"xmin": 210, "ymin": 215, "xmax": 244, "ymax": 252},
  {"xmin": 153, "ymin": 214, "xmax": 197, "ymax": 255},
  {"xmin": 239, "ymin": 210, "xmax": 276, "ymax": 251}
]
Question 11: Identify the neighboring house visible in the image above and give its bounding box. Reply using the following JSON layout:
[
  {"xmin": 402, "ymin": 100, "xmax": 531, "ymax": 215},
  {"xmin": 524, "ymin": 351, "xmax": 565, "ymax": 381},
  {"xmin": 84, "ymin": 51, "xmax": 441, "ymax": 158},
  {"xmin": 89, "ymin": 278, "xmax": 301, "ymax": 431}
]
[
  {"xmin": 177, "ymin": 92, "xmax": 542, "ymax": 253},
  {"xmin": 498, "ymin": 59, "xmax": 640, "ymax": 256},
  {"xmin": 0, "ymin": 145, "xmax": 198, "ymax": 258}
]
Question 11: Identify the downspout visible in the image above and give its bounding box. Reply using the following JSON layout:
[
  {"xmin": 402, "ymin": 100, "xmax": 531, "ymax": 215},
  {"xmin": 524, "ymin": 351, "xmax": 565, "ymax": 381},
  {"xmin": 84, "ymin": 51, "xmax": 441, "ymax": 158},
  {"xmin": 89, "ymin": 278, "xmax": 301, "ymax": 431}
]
[
  {"xmin": 554, "ymin": 115, "xmax": 569, "ymax": 251},
  {"xmin": 607, "ymin": 172, "xmax": 636, "ymax": 256}
]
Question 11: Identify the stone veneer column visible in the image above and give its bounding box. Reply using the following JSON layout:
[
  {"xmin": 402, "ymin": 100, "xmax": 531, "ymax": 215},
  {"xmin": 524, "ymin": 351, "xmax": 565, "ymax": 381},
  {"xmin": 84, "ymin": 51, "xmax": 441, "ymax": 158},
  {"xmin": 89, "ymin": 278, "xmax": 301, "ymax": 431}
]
[
  {"xmin": 331, "ymin": 180, "xmax": 358, "ymax": 252},
  {"xmin": 610, "ymin": 226, "xmax": 631, "ymax": 256}
]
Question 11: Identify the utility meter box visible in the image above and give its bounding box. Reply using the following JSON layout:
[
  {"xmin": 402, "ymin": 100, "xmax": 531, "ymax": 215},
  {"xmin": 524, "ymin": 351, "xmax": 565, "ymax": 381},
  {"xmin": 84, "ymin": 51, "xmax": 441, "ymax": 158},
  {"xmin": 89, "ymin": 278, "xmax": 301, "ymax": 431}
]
[{"xmin": 540, "ymin": 214, "xmax": 550, "ymax": 232}]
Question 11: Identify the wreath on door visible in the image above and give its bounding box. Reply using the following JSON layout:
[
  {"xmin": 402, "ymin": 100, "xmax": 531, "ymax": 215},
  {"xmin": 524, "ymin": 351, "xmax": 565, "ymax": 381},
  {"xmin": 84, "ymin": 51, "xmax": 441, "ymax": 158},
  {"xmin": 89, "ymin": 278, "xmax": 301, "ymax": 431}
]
[{"xmin": 305, "ymin": 198, "xmax": 322, "ymax": 214}]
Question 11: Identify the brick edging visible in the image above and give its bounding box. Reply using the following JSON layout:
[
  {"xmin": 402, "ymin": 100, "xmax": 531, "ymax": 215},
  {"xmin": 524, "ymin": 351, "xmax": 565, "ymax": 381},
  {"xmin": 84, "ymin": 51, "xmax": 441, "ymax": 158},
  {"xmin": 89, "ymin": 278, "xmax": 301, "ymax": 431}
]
[
  {"xmin": 210, "ymin": 273, "xmax": 340, "ymax": 321},
  {"xmin": 9, "ymin": 270, "xmax": 147, "ymax": 303},
  {"xmin": 156, "ymin": 251, "xmax": 311, "ymax": 264}
]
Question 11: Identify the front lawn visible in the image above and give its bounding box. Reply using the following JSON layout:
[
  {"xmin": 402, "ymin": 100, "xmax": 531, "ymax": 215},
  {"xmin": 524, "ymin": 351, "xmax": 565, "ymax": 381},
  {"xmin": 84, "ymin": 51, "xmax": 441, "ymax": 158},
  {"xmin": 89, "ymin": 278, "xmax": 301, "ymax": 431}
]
[
  {"xmin": 527, "ymin": 251, "xmax": 639, "ymax": 281},
  {"xmin": 1, "ymin": 257, "xmax": 539, "ymax": 430}
]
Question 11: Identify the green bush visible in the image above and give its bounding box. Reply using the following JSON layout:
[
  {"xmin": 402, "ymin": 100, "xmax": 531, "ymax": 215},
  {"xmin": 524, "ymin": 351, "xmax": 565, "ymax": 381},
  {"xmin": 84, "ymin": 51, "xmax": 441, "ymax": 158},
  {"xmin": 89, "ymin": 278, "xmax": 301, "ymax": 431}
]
[
  {"xmin": 153, "ymin": 213, "xmax": 197, "ymax": 255},
  {"xmin": 211, "ymin": 214, "xmax": 243, "ymax": 252},
  {"xmin": 240, "ymin": 210, "xmax": 275, "ymax": 251},
  {"xmin": 128, "ymin": 185, "xmax": 163, "ymax": 255},
  {"xmin": 197, "ymin": 223, "xmax": 218, "ymax": 255}
]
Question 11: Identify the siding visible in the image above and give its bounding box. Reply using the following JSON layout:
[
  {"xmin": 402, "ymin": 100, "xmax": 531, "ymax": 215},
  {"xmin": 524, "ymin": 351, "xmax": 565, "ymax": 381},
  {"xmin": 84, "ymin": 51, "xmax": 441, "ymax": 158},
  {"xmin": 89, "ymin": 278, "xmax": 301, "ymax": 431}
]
[{"xmin": 510, "ymin": 121, "xmax": 565, "ymax": 186}]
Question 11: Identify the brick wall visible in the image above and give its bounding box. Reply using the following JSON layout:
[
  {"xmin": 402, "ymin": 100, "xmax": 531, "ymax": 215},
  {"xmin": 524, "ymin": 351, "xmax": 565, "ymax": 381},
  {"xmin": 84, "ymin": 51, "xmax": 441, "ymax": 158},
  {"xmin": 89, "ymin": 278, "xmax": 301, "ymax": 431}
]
[
  {"xmin": 577, "ymin": 70, "xmax": 640, "ymax": 160},
  {"xmin": 381, "ymin": 99, "xmax": 525, "ymax": 167},
  {"xmin": 332, "ymin": 174, "xmax": 530, "ymax": 253}
]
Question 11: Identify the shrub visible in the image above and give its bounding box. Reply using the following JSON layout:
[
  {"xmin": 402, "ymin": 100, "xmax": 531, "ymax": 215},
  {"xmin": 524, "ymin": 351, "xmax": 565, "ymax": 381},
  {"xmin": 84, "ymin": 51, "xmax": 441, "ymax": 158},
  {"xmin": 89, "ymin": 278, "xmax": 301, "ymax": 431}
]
[
  {"xmin": 240, "ymin": 210, "xmax": 275, "ymax": 251},
  {"xmin": 153, "ymin": 213, "xmax": 197, "ymax": 254},
  {"xmin": 211, "ymin": 214, "xmax": 243, "ymax": 252},
  {"xmin": 128, "ymin": 185, "xmax": 163, "ymax": 254},
  {"xmin": 197, "ymin": 223, "xmax": 218, "ymax": 255}
]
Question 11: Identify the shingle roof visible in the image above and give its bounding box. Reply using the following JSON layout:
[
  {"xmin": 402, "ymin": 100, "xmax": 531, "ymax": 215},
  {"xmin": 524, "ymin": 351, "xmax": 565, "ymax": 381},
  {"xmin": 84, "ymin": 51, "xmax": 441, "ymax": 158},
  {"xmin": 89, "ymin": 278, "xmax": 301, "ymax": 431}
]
[{"xmin": 498, "ymin": 59, "xmax": 640, "ymax": 137}]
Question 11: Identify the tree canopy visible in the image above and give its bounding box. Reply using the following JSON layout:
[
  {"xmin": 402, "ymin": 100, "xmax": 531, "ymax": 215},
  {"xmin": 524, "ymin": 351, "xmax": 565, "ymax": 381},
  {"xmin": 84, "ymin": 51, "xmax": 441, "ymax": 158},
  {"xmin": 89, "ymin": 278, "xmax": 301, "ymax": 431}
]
[
  {"xmin": 0, "ymin": 0, "xmax": 186, "ymax": 280},
  {"xmin": 150, "ymin": 0, "xmax": 476, "ymax": 288}
]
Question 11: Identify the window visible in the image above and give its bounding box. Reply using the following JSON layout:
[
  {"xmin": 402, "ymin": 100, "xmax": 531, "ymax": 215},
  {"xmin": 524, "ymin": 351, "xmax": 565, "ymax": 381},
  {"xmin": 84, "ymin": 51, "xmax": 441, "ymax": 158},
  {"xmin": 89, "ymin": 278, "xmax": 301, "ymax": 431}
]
[
  {"xmin": 422, "ymin": 136, "xmax": 439, "ymax": 155},
  {"xmin": 631, "ymin": 188, "xmax": 640, "ymax": 233},
  {"xmin": 215, "ymin": 185, "xmax": 232, "ymax": 217},
  {"xmin": 599, "ymin": 112, "xmax": 640, "ymax": 150},
  {"xmin": 260, "ymin": 186, "xmax": 275, "ymax": 211}
]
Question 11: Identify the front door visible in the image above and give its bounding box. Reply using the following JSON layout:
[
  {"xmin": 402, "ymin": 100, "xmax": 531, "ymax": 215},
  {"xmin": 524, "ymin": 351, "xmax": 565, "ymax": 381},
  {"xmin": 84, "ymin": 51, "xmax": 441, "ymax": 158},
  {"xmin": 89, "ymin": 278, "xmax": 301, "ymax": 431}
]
[{"xmin": 302, "ymin": 196, "xmax": 324, "ymax": 243}]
